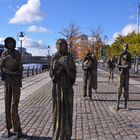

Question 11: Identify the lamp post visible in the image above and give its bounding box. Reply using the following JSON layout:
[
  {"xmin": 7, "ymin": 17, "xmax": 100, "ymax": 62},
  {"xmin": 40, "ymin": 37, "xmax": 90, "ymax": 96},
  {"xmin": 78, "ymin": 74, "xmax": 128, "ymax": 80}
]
[
  {"xmin": 47, "ymin": 45, "xmax": 50, "ymax": 56},
  {"xmin": 17, "ymin": 31, "xmax": 26, "ymax": 57},
  {"xmin": 135, "ymin": 3, "xmax": 140, "ymax": 73}
]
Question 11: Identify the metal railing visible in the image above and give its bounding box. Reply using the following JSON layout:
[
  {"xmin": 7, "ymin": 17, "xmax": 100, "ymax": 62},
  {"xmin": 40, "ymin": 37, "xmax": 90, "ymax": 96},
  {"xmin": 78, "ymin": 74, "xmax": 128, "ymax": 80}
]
[{"xmin": 22, "ymin": 64, "xmax": 50, "ymax": 78}]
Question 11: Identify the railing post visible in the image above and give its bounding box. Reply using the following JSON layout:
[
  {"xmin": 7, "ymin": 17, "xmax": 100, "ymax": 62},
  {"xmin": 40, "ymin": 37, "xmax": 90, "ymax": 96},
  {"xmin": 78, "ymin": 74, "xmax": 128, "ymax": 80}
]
[
  {"xmin": 42, "ymin": 65, "xmax": 45, "ymax": 72},
  {"xmin": 47, "ymin": 65, "xmax": 50, "ymax": 71},
  {"xmin": 36, "ymin": 65, "xmax": 38, "ymax": 74},
  {"xmin": 45, "ymin": 65, "xmax": 47, "ymax": 72},
  {"xmin": 27, "ymin": 66, "xmax": 30, "ymax": 77},
  {"xmin": 32, "ymin": 66, "xmax": 34, "ymax": 76},
  {"xmin": 22, "ymin": 66, "xmax": 24, "ymax": 79},
  {"xmin": 39, "ymin": 66, "xmax": 42, "ymax": 73}
]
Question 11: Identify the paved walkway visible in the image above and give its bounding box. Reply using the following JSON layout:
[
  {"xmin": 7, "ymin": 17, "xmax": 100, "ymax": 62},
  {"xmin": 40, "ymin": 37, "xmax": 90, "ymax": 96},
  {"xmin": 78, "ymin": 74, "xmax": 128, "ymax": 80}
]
[
  {"xmin": 0, "ymin": 72, "xmax": 51, "ymax": 114},
  {"xmin": 0, "ymin": 66, "xmax": 140, "ymax": 140}
]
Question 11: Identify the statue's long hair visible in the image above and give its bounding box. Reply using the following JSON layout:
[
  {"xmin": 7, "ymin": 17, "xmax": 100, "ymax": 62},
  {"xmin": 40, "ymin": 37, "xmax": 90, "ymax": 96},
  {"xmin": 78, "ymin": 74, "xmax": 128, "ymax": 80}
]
[
  {"xmin": 56, "ymin": 38, "xmax": 68, "ymax": 53},
  {"xmin": 4, "ymin": 37, "xmax": 16, "ymax": 49}
]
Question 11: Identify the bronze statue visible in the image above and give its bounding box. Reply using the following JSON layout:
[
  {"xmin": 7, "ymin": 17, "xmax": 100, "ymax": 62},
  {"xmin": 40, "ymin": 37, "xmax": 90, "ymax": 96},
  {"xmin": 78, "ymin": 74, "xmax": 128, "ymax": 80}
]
[
  {"xmin": 107, "ymin": 57, "xmax": 116, "ymax": 82},
  {"xmin": 116, "ymin": 43, "xmax": 131, "ymax": 110},
  {"xmin": 82, "ymin": 52, "xmax": 94, "ymax": 99},
  {"xmin": 92, "ymin": 53, "xmax": 98, "ymax": 92},
  {"xmin": 0, "ymin": 37, "xmax": 23, "ymax": 138},
  {"xmin": 49, "ymin": 38, "xmax": 76, "ymax": 140}
]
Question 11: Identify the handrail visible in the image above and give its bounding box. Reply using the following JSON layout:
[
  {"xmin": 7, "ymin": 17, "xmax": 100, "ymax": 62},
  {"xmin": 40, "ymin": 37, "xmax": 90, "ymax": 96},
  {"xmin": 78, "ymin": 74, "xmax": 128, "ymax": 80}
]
[{"xmin": 22, "ymin": 64, "xmax": 49, "ymax": 78}]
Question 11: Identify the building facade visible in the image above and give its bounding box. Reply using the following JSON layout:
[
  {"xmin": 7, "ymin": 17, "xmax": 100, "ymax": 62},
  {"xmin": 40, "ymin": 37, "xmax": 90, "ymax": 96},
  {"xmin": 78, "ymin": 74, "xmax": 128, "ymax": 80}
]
[{"xmin": 17, "ymin": 47, "xmax": 32, "ymax": 60}]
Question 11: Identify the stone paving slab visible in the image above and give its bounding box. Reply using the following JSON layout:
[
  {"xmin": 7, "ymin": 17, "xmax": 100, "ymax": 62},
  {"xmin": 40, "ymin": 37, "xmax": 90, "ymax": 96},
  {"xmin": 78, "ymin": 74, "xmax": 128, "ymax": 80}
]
[{"xmin": 0, "ymin": 67, "xmax": 139, "ymax": 140}]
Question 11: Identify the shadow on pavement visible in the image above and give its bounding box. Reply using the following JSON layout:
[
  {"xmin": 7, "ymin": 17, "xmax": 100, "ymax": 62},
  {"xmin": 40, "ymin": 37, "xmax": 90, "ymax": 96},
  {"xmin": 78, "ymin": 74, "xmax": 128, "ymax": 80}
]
[
  {"xmin": 90, "ymin": 99, "xmax": 116, "ymax": 102},
  {"xmin": 23, "ymin": 135, "xmax": 52, "ymax": 140},
  {"xmin": 89, "ymin": 99, "xmax": 140, "ymax": 102},
  {"xmin": 130, "ymin": 83, "xmax": 140, "ymax": 85},
  {"xmin": 23, "ymin": 135, "xmax": 82, "ymax": 140},
  {"xmin": 94, "ymin": 92, "xmax": 140, "ymax": 94},
  {"xmin": 94, "ymin": 92, "xmax": 117, "ymax": 94},
  {"xmin": 129, "ymin": 107, "xmax": 140, "ymax": 111}
]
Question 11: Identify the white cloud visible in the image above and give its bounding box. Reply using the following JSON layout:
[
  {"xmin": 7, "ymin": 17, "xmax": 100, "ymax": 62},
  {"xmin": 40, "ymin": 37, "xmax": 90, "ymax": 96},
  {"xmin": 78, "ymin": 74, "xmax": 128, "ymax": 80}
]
[
  {"xmin": 121, "ymin": 24, "xmax": 137, "ymax": 36},
  {"xmin": 110, "ymin": 24, "xmax": 138, "ymax": 44},
  {"xmin": 0, "ymin": 38, "xmax": 4, "ymax": 44},
  {"xmin": 0, "ymin": 37, "xmax": 56, "ymax": 56},
  {"xmin": 19, "ymin": 37, "xmax": 56, "ymax": 56},
  {"xmin": 51, "ymin": 45, "xmax": 57, "ymax": 55},
  {"xmin": 112, "ymin": 32, "xmax": 120, "ymax": 40},
  {"xmin": 9, "ymin": 0, "xmax": 44, "ymax": 24},
  {"xmin": 22, "ymin": 38, "xmax": 47, "ymax": 56},
  {"xmin": 114, "ymin": 24, "xmax": 137, "ymax": 38},
  {"xmin": 27, "ymin": 25, "xmax": 48, "ymax": 33},
  {"xmin": 107, "ymin": 40, "xmax": 114, "ymax": 45}
]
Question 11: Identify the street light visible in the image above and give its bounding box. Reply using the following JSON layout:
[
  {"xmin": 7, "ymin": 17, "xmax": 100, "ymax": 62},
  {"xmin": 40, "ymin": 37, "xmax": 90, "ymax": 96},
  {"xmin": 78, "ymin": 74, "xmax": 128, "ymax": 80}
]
[
  {"xmin": 17, "ymin": 31, "xmax": 26, "ymax": 56},
  {"xmin": 47, "ymin": 45, "xmax": 50, "ymax": 56}
]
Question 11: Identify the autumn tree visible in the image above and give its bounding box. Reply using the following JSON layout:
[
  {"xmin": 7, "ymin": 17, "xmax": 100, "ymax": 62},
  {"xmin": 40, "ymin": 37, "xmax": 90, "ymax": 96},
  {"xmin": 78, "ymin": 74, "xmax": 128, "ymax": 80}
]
[
  {"xmin": 59, "ymin": 22, "xmax": 81, "ymax": 52},
  {"xmin": 74, "ymin": 39, "xmax": 91, "ymax": 59},
  {"xmin": 89, "ymin": 25, "xmax": 108, "ymax": 60},
  {"xmin": 111, "ymin": 32, "xmax": 140, "ymax": 72},
  {"xmin": 111, "ymin": 32, "xmax": 140, "ymax": 57}
]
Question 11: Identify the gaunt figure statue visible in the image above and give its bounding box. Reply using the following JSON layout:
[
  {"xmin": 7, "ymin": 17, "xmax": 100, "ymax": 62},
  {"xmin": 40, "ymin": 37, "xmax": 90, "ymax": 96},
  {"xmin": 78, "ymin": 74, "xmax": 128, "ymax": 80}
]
[
  {"xmin": 117, "ymin": 43, "xmax": 131, "ymax": 110},
  {"xmin": 92, "ymin": 53, "xmax": 98, "ymax": 92},
  {"xmin": 49, "ymin": 39, "xmax": 76, "ymax": 140},
  {"xmin": 0, "ymin": 37, "xmax": 23, "ymax": 138},
  {"xmin": 82, "ymin": 52, "xmax": 94, "ymax": 99},
  {"xmin": 107, "ymin": 57, "xmax": 116, "ymax": 82}
]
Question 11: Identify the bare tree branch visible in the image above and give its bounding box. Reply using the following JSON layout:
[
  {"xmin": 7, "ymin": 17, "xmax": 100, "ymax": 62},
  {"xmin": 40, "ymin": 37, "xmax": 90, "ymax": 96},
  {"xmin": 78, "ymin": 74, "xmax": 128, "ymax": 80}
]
[{"xmin": 59, "ymin": 22, "xmax": 81, "ymax": 48}]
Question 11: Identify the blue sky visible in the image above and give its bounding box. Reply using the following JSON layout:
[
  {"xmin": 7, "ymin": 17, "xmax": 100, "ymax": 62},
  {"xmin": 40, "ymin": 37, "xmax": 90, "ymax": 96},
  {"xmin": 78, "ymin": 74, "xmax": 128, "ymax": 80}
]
[{"xmin": 0, "ymin": 0, "xmax": 139, "ymax": 56}]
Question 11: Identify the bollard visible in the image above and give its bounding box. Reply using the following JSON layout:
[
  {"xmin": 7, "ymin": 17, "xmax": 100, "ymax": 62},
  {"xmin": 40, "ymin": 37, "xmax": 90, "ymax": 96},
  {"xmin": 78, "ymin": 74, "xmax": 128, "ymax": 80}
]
[
  {"xmin": 46, "ymin": 65, "xmax": 48, "ymax": 71},
  {"xmin": 27, "ymin": 66, "xmax": 30, "ymax": 77},
  {"xmin": 22, "ymin": 67, "xmax": 24, "ymax": 79},
  {"xmin": 42, "ymin": 64, "xmax": 48, "ymax": 72},
  {"xmin": 32, "ymin": 66, "xmax": 34, "ymax": 76},
  {"xmin": 47, "ymin": 65, "xmax": 50, "ymax": 71},
  {"xmin": 36, "ymin": 66, "xmax": 38, "ymax": 74},
  {"xmin": 39, "ymin": 66, "xmax": 42, "ymax": 73}
]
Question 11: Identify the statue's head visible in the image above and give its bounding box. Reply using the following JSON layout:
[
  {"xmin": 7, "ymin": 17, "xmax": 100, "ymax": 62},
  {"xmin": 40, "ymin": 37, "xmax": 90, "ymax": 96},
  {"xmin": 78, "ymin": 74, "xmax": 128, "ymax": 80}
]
[
  {"xmin": 56, "ymin": 38, "xmax": 68, "ymax": 55},
  {"xmin": 4, "ymin": 37, "xmax": 16, "ymax": 50},
  {"xmin": 123, "ymin": 43, "xmax": 128, "ymax": 51}
]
